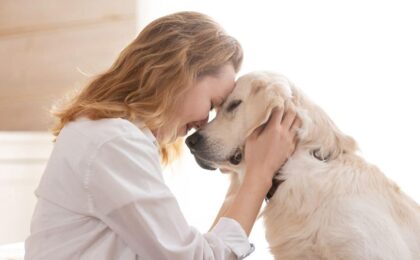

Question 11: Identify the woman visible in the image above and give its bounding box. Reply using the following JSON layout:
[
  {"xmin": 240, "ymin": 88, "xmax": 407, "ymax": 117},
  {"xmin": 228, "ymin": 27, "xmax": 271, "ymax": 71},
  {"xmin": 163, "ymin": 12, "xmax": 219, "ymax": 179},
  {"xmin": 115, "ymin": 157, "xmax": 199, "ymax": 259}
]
[{"xmin": 25, "ymin": 12, "xmax": 300, "ymax": 259}]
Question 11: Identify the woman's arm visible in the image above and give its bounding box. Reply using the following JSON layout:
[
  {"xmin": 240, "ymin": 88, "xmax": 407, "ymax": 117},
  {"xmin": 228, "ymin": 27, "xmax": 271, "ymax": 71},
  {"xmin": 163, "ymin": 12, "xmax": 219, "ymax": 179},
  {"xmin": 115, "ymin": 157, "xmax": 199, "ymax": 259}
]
[
  {"xmin": 223, "ymin": 173, "xmax": 271, "ymax": 235},
  {"xmin": 221, "ymin": 107, "xmax": 301, "ymax": 235},
  {"xmin": 210, "ymin": 173, "xmax": 241, "ymax": 230}
]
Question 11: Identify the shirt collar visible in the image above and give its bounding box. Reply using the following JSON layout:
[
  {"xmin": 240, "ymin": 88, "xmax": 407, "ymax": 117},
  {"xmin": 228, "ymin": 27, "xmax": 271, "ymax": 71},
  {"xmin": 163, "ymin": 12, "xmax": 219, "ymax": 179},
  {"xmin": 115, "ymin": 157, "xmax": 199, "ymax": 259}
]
[
  {"xmin": 133, "ymin": 120, "xmax": 158, "ymax": 148},
  {"xmin": 142, "ymin": 126, "xmax": 158, "ymax": 148}
]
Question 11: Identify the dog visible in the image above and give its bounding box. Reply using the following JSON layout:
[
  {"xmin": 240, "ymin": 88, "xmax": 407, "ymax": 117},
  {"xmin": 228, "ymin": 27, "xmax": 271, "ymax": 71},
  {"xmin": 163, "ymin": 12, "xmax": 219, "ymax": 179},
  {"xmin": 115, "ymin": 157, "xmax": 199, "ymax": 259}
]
[{"xmin": 185, "ymin": 71, "xmax": 420, "ymax": 259}]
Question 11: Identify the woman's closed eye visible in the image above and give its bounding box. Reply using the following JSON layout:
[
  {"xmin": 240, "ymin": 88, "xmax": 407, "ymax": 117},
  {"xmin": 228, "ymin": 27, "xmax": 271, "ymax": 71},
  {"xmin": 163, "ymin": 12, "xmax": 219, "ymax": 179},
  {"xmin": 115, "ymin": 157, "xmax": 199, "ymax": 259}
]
[{"xmin": 210, "ymin": 103, "xmax": 215, "ymax": 111}]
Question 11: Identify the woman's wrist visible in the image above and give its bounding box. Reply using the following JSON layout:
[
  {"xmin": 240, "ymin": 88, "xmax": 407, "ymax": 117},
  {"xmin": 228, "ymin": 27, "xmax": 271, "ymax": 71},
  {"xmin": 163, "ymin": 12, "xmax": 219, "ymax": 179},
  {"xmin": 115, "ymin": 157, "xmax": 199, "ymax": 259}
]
[
  {"xmin": 220, "ymin": 169, "xmax": 275, "ymax": 235},
  {"xmin": 223, "ymin": 178, "xmax": 267, "ymax": 235},
  {"xmin": 243, "ymin": 167, "xmax": 274, "ymax": 192}
]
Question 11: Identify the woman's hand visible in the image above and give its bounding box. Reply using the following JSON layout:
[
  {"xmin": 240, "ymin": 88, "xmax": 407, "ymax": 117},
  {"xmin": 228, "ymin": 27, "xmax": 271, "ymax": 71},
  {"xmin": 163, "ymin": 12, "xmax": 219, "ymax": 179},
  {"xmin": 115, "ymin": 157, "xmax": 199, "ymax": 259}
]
[
  {"xmin": 244, "ymin": 106, "xmax": 301, "ymax": 188},
  {"xmin": 222, "ymin": 105, "xmax": 301, "ymax": 236}
]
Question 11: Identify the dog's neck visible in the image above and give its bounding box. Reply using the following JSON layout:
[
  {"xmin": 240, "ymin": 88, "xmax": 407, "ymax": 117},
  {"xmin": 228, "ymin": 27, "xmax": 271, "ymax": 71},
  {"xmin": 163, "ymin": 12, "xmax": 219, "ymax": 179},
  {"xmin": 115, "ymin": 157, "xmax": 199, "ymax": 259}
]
[{"xmin": 264, "ymin": 147, "xmax": 336, "ymax": 202}]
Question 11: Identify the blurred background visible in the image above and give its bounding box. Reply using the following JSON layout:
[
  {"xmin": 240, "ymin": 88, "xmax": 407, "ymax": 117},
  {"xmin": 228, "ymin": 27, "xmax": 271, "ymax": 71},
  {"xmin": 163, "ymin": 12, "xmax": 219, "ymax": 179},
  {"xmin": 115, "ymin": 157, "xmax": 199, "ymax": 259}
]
[{"xmin": 1, "ymin": 0, "xmax": 419, "ymax": 259}]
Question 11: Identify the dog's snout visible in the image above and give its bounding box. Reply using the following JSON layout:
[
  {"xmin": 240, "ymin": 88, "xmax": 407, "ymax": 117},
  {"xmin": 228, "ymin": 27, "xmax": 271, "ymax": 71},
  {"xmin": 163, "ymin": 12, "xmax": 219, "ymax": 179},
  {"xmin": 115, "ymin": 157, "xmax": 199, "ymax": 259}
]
[{"xmin": 185, "ymin": 132, "xmax": 203, "ymax": 150}]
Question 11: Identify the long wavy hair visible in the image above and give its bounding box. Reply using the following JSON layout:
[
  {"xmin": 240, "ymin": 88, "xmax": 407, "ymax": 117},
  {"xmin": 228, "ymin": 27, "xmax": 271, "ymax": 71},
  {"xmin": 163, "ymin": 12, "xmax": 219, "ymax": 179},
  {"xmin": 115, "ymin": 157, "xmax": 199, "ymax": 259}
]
[{"xmin": 51, "ymin": 11, "xmax": 243, "ymax": 164}]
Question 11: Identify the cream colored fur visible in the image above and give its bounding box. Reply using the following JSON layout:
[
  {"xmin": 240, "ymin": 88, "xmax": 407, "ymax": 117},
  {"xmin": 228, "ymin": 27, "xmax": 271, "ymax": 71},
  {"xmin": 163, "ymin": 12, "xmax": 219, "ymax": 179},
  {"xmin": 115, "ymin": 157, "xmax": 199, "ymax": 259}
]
[
  {"xmin": 197, "ymin": 71, "xmax": 420, "ymax": 259},
  {"xmin": 256, "ymin": 72, "xmax": 420, "ymax": 259}
]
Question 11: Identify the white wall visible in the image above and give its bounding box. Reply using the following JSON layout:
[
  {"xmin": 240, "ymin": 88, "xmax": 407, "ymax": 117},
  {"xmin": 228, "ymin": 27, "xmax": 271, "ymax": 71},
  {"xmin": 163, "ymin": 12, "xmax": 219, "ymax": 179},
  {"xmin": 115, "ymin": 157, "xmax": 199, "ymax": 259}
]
[
  {"xmin": 0, "ymin": 132, "xmax": 53, "ymax": 245},
  {"xmin": 137, "ymin": 1, "xmax": 420, "ymax": 259}
]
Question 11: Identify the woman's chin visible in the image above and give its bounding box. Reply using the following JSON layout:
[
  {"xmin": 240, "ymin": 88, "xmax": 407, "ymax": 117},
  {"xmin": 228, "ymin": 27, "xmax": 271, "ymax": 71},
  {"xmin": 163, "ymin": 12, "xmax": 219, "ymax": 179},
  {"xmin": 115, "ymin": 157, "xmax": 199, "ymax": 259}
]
[
  {"xmin": 177, "ymin": 126, "xmax": 188, "ymax": 138},
  {"xmin": 175, "ymin": 124, "xmax": 194, "ymax": 139}
]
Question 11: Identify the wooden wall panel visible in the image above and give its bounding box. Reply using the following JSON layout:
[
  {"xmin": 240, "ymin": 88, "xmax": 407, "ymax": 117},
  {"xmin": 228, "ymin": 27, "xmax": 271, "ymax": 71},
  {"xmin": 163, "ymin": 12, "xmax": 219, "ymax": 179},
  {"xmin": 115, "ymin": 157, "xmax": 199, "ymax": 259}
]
[
  {"xmin": 0, "ymin": 0, "xmax": 137, "ymax": 130},
  {"xmin": 0, "ymin": 0, "xmax": 135, "ymax": 36}
]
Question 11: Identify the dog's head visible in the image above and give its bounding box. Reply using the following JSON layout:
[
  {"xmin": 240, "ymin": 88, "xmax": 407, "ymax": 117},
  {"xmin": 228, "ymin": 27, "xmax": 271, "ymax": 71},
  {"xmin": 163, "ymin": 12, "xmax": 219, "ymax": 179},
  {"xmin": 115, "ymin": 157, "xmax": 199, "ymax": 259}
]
[
  {"xmin": 185, "ymin": 71, "xmax": 358, "ymax": 176},
  {"xmin": 185, "ymin": 71, "xmax": 294, "ymax": 174}
]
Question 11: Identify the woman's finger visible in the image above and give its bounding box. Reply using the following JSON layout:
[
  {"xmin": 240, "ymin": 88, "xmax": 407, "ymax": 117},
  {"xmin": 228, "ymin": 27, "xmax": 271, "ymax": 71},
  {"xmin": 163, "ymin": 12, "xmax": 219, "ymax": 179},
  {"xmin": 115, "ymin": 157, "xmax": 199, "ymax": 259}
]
[
  {"xmin": 252, "ymin": 123, "xmax": 266, "ymax": 137},
  {"xmin": 282, "ymin": 107, "xmax": 297, "ymax": 129},
  {"xmin": 266, "ymin": 107, "xmax": 284, "ymax": 128},
  {"xmin": 289, "ymin": 116, "xmax": 302, "ymax": 132}
]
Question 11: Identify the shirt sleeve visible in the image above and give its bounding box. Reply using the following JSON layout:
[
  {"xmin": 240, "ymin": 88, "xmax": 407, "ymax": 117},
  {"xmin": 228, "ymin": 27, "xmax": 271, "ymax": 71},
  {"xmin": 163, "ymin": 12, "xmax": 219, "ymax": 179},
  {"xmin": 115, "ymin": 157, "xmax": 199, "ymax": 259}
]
[{"xmin": 86, "ymin": 134, "xmax": 254, "ymax": 259}]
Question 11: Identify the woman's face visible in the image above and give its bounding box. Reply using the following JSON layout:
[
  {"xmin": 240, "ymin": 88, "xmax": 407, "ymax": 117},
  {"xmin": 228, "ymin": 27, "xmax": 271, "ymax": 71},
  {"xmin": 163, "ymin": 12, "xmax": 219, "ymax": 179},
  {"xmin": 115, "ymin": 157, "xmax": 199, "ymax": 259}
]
[{"xmin": 155, "ymin": 64, "xmax": 236, "ymax": 142}]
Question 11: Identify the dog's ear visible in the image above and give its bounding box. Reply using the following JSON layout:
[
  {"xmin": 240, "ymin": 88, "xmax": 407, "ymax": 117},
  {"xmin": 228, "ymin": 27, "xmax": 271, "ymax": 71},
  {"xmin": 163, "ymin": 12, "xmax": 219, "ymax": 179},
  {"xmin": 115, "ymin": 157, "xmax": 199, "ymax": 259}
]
[
  {"xmin": 245, "ymin": 78, "xmax": 291, "ymax": 137},
  {"xmin": 329, "ymin": 125, "xmax": 358, "ymax": 159},
  {"xmin": 302, "ymin": 104, "xmax": 358, "ymax": 161},
  {"xmin": 313, "ymin": 126, "xmax": 357, "ymax": 161}
]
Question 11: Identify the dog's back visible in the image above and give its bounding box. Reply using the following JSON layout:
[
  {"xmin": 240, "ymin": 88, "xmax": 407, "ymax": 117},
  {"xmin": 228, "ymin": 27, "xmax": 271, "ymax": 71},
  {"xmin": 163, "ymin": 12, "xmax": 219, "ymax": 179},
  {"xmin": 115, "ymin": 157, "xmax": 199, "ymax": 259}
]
[{"xmin": 260, "ymin": 72, "xmax": 420, "ymax": 259}]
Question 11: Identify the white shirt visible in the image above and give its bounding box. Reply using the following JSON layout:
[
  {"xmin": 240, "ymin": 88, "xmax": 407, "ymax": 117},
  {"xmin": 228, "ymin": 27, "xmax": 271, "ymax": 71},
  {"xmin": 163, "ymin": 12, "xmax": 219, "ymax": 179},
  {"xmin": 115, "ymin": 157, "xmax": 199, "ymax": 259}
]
[{"xmin": 25, "ymin": 118, "xmax": 254, "ymax": 260}]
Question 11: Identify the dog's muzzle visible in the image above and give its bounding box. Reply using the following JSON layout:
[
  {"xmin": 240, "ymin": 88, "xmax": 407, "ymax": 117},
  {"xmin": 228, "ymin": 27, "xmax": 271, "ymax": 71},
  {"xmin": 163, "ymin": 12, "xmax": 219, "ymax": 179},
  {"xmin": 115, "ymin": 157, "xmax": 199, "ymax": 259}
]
[
  {"xmin": 194, "ymin": 156, "xmax": 217, "ymax": 171},
  {"xmin": 185, "ymin": 132, "xmax": 217, "ymax": 170}
]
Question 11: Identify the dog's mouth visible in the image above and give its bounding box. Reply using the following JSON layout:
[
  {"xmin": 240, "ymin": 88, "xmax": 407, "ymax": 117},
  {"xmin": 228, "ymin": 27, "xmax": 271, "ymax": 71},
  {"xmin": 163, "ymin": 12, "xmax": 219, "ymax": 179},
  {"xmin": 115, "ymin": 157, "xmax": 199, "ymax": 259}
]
[
  {"xmin": 192, "ymin": 143, "xmax": 283, "ymax": 200},
  {"xmin": 191, "ymin": 147, "xmax": 244, "ymax": 171},
  {"xmin": 192, "ymin": 155, "xmax": 217, "ymax": 171},
  {"xmin": 229, "ymin": 148, "xmax": 243, "ymax": 165}
]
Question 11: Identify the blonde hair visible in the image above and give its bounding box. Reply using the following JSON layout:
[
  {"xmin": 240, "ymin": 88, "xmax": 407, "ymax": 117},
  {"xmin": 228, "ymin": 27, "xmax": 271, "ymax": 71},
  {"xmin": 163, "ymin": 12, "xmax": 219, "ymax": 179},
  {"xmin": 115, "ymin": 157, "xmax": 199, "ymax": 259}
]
[{"xmin": 51, "ymin": 11, "xmax": 243, "ymax": 164}]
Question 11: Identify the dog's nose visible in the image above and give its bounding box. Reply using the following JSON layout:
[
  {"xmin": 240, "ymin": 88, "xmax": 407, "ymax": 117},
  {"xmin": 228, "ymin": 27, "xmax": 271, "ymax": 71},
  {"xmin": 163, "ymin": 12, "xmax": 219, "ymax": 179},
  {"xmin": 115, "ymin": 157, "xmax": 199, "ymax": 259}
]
[{"xmin": 185, "ymin": 132, "xmax": 202, "ymax": 150}]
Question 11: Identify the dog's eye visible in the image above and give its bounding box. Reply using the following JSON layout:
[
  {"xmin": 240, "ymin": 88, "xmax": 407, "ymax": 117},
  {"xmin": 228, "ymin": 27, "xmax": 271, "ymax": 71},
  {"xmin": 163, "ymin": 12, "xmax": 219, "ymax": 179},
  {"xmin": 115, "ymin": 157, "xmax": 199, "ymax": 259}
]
[{"xmin": 226, "ymin": 100, "xmax": 242, "ymax": 113}]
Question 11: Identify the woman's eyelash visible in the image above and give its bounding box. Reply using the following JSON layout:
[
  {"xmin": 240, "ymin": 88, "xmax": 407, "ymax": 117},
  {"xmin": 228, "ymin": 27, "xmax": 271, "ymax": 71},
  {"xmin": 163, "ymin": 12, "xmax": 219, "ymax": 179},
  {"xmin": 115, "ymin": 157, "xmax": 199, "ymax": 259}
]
[{"xmin": 210, "ymin": 103, "xmax": 215, "ymax": 111}]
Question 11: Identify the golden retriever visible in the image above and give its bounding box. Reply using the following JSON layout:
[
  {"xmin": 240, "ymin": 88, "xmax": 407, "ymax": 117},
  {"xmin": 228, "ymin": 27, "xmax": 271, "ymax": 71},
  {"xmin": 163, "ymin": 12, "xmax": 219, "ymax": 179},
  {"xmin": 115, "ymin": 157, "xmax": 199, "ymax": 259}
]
[{"xmin": 185, "ymin": 71, "xmax": 420, "ymax": 259}]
